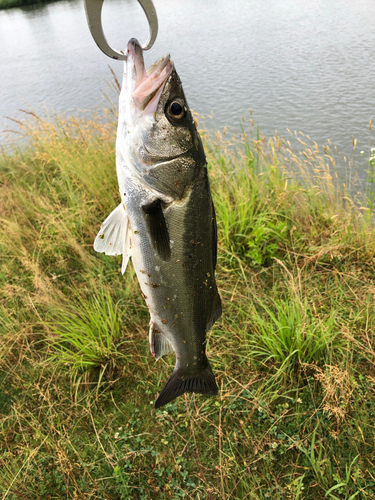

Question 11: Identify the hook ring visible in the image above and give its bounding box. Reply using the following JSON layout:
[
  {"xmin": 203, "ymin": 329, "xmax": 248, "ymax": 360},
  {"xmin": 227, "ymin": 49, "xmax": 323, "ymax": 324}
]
[{"xmin": 84, "ymin": 0, "xmax": 158, "ymax": 60}]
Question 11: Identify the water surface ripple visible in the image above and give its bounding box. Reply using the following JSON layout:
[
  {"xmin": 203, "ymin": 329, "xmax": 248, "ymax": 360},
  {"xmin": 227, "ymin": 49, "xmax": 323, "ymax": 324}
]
[{"xmin": 1, "ymin": 0, "xmax": 375, "ymax": 180}]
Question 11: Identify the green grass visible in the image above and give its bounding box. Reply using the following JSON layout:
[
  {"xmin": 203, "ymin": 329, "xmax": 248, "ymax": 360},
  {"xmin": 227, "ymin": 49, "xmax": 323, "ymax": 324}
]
[{"xmin": 1, "ymin": 106, "xmax": 375, "ymax": 499}]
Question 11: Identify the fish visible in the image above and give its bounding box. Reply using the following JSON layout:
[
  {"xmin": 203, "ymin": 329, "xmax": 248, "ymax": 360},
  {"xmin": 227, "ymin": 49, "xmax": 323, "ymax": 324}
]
[{"xmin": 94, "ymin": 38, "xmax": 222, "ymax": 408}]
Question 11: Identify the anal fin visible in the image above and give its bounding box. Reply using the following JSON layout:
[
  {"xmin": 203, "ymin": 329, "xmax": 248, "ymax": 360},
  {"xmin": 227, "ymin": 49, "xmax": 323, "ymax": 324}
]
[{"xmin": 149, "ymin": 322, "xmax": 174, "ymax": 360}]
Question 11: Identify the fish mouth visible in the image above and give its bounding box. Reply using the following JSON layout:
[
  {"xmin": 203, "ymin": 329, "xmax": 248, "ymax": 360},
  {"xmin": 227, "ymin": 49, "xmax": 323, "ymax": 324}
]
[{"xmin": 127, "ymin": 38, "xmax": 173, "ymax": 114}]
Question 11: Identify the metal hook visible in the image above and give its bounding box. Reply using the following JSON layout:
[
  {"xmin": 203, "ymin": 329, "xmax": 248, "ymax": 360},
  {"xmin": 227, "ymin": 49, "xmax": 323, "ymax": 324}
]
[{"xmin": 84, "ymin": 0, "xmax": 158, "ymax": 60}]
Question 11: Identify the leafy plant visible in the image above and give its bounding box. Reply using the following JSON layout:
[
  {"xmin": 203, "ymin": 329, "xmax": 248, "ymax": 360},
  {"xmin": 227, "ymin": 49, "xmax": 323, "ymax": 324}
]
[
  {"xmin": 325, "ymin": 455, "xmax": 361, "ymax": 500},
  {"xmin": 46, "ymin": 286, "xmax": 129, "ymax": 386},
  {"xmin": 246, "ymin": 293, "xmax": 342, "ymax": 373}
]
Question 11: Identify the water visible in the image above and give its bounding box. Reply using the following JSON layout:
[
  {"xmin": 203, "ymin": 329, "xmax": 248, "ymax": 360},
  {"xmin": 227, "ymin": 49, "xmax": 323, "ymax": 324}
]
[{"xmin": 1, "ymin": 0, "xmax": 375, "ymax": 180}]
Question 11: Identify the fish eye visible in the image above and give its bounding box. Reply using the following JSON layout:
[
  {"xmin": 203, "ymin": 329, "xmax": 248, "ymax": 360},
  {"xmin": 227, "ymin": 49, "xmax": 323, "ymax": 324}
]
[{"xmin": 166, "ymin": 98, "xmax": 186, "ymax": 122}]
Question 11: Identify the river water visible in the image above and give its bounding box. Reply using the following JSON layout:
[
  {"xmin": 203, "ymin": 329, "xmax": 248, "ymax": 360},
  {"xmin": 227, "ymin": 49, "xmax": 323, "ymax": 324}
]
[{"xmin": 1, "ymin": 0, "xmax": 375, "ymax": 181}]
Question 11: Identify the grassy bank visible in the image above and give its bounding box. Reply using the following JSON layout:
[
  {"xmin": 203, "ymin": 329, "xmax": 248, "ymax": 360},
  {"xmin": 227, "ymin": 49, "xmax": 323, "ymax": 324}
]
[
  {"xmin": 0, "ymin": 0, "xmax": 58, "ymax": 10},
  {"xmin": 0, "ymin": 107, "xmax": 375, "ymax": 499}
]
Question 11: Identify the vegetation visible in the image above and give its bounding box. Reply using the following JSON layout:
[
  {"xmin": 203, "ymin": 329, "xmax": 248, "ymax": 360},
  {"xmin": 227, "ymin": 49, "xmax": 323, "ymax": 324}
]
[
  {"xmin": 0, "ymin": 0, "xmax": 59, "ymax": 11},
  {"xmin": 0, "ymin": 103, "xmax": 375, "ymax": 499}
]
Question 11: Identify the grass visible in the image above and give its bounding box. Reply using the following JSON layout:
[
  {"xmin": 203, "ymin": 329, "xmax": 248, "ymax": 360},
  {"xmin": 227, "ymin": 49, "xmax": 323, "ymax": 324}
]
[
  {"xmin": 0, "ymin": 104, "xmax": 375, "ymax": 499},
  {"xmin": 0, "ymin": 0, "xmax": 59, "ymax": 10}
]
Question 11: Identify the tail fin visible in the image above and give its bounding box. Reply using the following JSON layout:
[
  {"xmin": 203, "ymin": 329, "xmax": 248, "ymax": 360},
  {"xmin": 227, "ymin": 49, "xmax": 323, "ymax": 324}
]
[{"xmin": 155, "ymin": 363, "xmax": 218, "ymax": 409}]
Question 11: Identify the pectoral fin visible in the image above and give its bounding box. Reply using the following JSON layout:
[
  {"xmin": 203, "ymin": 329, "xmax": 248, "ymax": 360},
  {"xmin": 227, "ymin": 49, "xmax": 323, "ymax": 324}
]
[
  {"xmin": 94, "ymin": 203, "xmax": 131, "ymax": 274},
  {"xmin": 142, "ymin": 199, "xmax": 171, "ymax": 261}
]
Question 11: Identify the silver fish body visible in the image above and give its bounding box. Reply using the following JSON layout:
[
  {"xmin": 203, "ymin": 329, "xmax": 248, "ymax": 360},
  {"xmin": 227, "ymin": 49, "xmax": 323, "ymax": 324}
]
[{"xmin": 95, "ymin": 39, "xmax": 221, "ymax": 408}]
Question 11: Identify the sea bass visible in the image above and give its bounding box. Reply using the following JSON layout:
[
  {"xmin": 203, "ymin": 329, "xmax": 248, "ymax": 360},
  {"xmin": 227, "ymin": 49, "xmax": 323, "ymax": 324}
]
[{"xmin": 94, "ymin": 39, "xmax": 222, "ymax": 408}]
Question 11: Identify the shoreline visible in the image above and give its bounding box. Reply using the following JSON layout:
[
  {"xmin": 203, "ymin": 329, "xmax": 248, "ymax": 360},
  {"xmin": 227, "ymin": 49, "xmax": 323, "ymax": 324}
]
[{"xmin": 0, "ymin": 0, "xmax": 59, "ymax": 10}]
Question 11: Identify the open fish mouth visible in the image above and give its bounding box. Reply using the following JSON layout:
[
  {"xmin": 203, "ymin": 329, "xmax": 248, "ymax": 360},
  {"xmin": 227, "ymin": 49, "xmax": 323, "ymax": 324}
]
[{"xmin": 127, "ymin": 38, "xmax": 173, "ymax": 114}]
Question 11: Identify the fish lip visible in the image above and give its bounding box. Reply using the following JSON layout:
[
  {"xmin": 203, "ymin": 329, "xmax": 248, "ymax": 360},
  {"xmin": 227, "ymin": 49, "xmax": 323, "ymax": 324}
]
[
  {"xmin": 146, "ymin": 54, "xmax": 172, "ymax": 79},
  {"xmin": 126, "ymin": 38, "xmax": 146, "ymax": 90},
  {"xmin": 127, "ymin": 38, "xmax": 173, "ymax": 113},
  {"xmin": 127, "ymin": 37, "xmax": 143, "ymax": 56}
]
